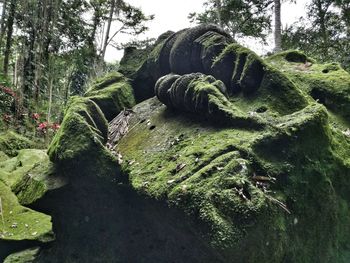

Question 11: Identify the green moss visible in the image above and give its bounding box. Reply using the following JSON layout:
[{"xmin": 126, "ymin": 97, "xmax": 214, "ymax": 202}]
[
  {"xmin": 0, "ymin": 132, "xmax": 34, "ymax": 157},
  {"xmin": 194, "ymin": 30, "xmax": 232, "ymax": 73},
  {"xmin": 48, "ymin": 96, "xmax": 119, "ymax": 179},
  {"xmin": 0, "ymin": 151, "xmax": 9, "ymax": 162},
  {"xmin": 119, "ymin": 31, "xmax": 174, "ymax": 79},
  {"xmin": 211, "ymin": 44, "xmax": 308, "ymax": 117},
  {"xmin": 116, "ymin": 96, "xmax": 350, "ymax": 262},
  {"xmin": 86, "ymin": 73, "xmax": 136, "ymax": 121},
  {"xmin": 0, "ymin": 149, "xmax": 64, "ymax": 206},
  {"xmin": 87, "ymin": 72, "xmax": 125, "ymax": 92},
  {"xmin": 4, "ymin": 247, "xmax": 40, "ymax": 263},
  {"xmin": 268, "ymin": 50, "xmax": 316, "ymax": 64},
  {"xmin": 239, "ymin": 53, "xmax": 266, "ymax": 94},
  {"xmin": 119, "ymin": 47, "xmax": 152, "ymax": 78},
  {"xmin": 155, "ymin": 73, "xmax": 265, "ymax": 128},
  {"xmin": 0, "ymin": 181, "xmax": 53, "ymax": 242},
  {"xmin": 267, "ymin": 51, "xmax": 350, "ymax": 120}
]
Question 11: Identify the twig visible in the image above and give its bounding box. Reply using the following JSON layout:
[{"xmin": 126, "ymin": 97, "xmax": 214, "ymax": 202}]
[
  {"xmin": 0, "ymin": 197, "xmax": 5, "ymax": 228},
  {"xmin": 266, "ymin": 194, "xmax": 291, "ymax": 214}
]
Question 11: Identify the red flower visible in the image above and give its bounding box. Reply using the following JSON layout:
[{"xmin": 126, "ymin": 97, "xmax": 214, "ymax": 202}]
[
  {"xmin": 51, "ymin": 123, "xmax": 61, "ymax": 131},
  {"xmin": 37, "ymin": 122, "xmax": 49, "ymax": 134},
  {"xmin": 32, "ymin": 113, "xmax": 40, "ymax": 121}
]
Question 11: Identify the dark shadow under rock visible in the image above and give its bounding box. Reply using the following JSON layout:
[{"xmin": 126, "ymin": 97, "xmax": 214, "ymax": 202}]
[{"xmin": 31, "ymin": 176, "xmax": 224, "ymax": 263}]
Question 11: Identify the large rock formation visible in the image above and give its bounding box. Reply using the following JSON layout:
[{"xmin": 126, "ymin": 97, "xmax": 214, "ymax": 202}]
[
  {"xmin": 1, "ymin": 25, "xmax": 350, "ymax": 262},
  {"xmin": 0, "ymin": 133, "xmax": 65, "ymax": 261}
]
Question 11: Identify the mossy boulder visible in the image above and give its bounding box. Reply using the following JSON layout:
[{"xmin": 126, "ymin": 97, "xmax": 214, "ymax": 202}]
[
  {"xmin": 119, "ymin": 31, "xmax": 174, "ymax": 79},
  {"xmin": 24, "ymin": 27, "xmax": 350, "ymax": 262},
  {"xmin": 0, "ymin": 180, "xmax": 53, "ymax": 242},
  {"xmin": 4, "ymin": 247, "xmax": 40, "ymax": 263},
  {"xmin": 0, "ymin": 131, "xmax": 35, "ymax": 157},
  {"xmin": 155, "ymin": 73, "xmax": 263, "ymax": 128},
  {"xmin": 115, "ymin": 95, "xmax": 350, "ymax": 262},
  {"xmin": 0, "ymin": 149, "xmax": 66, "ymax": 205},
  {"xmin": 85, "ymin": 72, "xmax": 136, "ymax": 121},
  {"xmin": 123, "ymin": 25, "xmax": 233, "ymax": 102},
  {"xmin": 0, "ymin": 148, "xmax": 65, "ymax": 260},
  {"xmin": 266, "ymin": 50, "xmax": 350, "ymax": 120},
  {"xmin": 48, "ymin": 96, "xmax": 119, "ymax": 179},
  {"xmin": 169, "ymin": 24, "xmax": 232, "ymax": 74},
  {"xmin": 108, "ymin": 29, "xmax": 350, "ymax": 262}
]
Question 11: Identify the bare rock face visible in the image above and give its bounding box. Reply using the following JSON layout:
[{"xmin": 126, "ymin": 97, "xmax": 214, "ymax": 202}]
[{"xmin": 2, "ymin": 25, "xmax": 350, "ymax": 262}]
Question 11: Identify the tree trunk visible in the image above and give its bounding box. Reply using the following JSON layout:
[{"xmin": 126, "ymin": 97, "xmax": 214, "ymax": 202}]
[
  {"xmin": 316, "ymin": 0, "xmax": 329, "ymax": 58},
  {"xmin": 214, "ymin": 0, "xmax": 223, "ymax": 28},
  {"xmin": 3, "ymin": 0, "xmax": 16, "ymax": 76},
  {"xmin": 0, "ymin": 0, "xmax": 7, "ymax": 51},
  {"xmin": 22, "ymin": 29, "xmax": 36, "ymax": 109},
  {"xmin": 101, "ymin": 0, "xmax": 116, "ymax": 60},
  {"xmin": 47, "ymin": 74, "xmax": 53, "ymax": 124},
  {"xmin": 274, "ymin": 0, "xmax": 282, "ymax": 52}
]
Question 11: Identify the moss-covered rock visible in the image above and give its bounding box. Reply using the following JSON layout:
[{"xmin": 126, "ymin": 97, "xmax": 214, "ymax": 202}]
[
  {"xmin": 85, "ymin": 72, "xmax": 136, "ymax": 121},
  {"xmin": 0, "ymin": 132, "xmax": 34, "ymax": 157},
  {"xmin": 155, "ymin": 73, "xmax": 264, "ymax": 128},
  {"xmin": 169, "ymin": 24, "xmax": 232, "ymax": 74},
  {"xmin": 4, "ymin": 247, "xmax": 40, "ymax": 263},
  {"xmin": 115, "ymin": 95, "xmax": 350, "ymax": 262},
  {"xmin": 30, "ymin": 27, "xmax": 350, "ymax": 263},
  {"xmin": 0, "ymin": 180, "xmax": 53, "ymax": 242},
  {"xmin": 0, "ymin": 149, "xmax": 66, "ymax": 205},
  {"xmin": 266, "ymin": 50, "xmax": 350, "ymax": 120},
  {"xmin": 48, "ymin": 96, "xmax": 119, "ymax": 179},
  {"xmin": 0, "ymin": 147, "xmax": 65, "ymax": 261},
  {"xmin": 123, "ymin": 25, "xmax": 233, "ymax": 102},
  {"xmin": 119, "ymin": 31, "xmax": 174, "ymax": 79}
]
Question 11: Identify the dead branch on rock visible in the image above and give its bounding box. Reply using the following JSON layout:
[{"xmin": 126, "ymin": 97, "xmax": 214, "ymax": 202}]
[
  {"xmin": 265, "ymin": 194, "xmax": 291, "ymax": 214},
  {"xmin": 108, "ymin": 109, "xmax": 134, "ymax": 147}
]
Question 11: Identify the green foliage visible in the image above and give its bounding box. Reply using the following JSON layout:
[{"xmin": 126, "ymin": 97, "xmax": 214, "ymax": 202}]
[
  {"xmin": 282, "ymin": 0, "xmax": 350, "ymax": 70},
  {"xmin": 189, "ymin": 0, "xmax": 272, "ymax": 40}
]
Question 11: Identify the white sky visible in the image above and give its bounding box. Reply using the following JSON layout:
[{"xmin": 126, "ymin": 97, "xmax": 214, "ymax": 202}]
[{"xmin": 104, "ymin": 0, "xmax": 310, "ymax": 62}]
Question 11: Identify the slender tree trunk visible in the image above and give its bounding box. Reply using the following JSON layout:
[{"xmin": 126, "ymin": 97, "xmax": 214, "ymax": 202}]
[
  {"xmin": 47, "ymin": 75, "xmax": 53, "ymax": 124},
  {"xmin": 101, "ymin": 0, "xmax": 115, "ymax": 60},
  {"xmin": 316, "ymin": 0, "xmax": 329, "ymax": 58},
  {"xmin": 3, "ymin": 0, "xmax": 16, "ymax": 76},
  {"xmin": 23, "ymin": 29, "xmax": 36, "ymax": 109},
  {"xmin": 274, "ymin": 0, "xmax": 282, "ymax": 52},
  {"xmin": 0, "ymin": 0, "xmax": 7, "ymax": 50},
  {"xmin": 214, "ymin": 0, "xmax": 223, "ymax": 28}
]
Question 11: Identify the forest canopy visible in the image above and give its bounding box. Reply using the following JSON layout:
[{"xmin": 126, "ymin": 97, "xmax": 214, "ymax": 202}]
[{"xmin": 0, "ymin": 0, "xmax": 348, "ymax": 144}]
